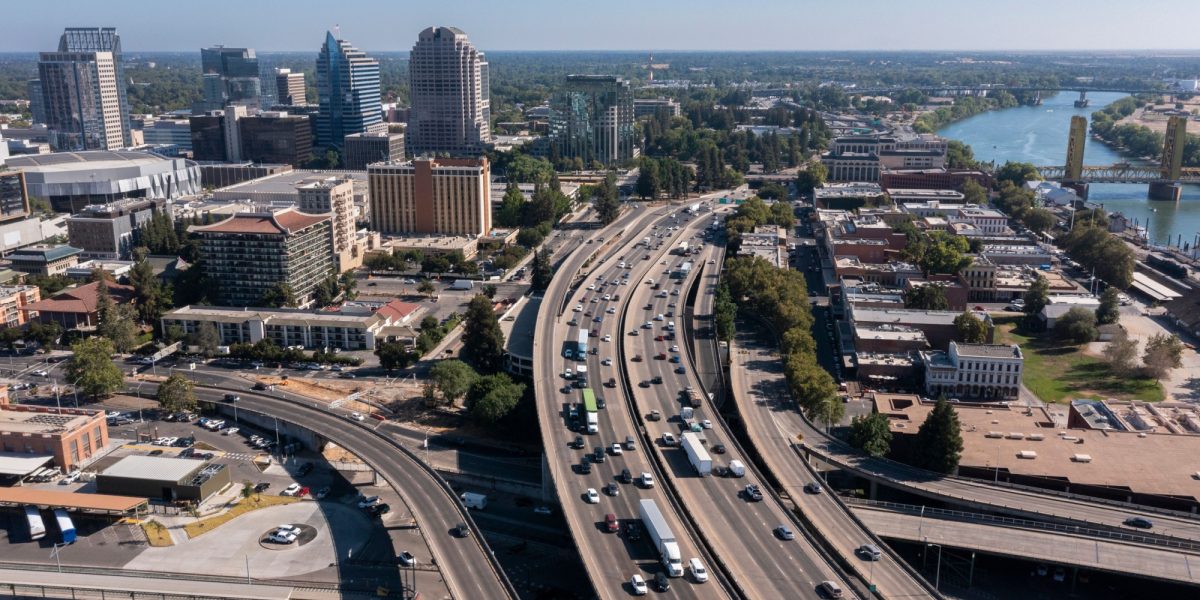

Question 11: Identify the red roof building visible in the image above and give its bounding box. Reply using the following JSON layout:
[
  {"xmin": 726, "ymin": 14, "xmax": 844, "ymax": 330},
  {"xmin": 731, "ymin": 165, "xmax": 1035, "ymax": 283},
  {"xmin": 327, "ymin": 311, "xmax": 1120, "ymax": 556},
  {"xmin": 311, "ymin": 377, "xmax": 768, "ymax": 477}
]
[{"xmin": 22, "ymin": 281, "xmax": 134, "ymax": 329}]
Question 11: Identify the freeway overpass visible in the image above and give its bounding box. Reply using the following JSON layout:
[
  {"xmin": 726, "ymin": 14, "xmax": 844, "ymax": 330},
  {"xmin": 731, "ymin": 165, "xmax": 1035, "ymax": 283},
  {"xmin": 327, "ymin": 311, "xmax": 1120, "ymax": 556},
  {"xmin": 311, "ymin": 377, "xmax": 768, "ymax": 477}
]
[{"xmin": 852, "ymin": 503, "xmax": 1200, "ymax": 588}]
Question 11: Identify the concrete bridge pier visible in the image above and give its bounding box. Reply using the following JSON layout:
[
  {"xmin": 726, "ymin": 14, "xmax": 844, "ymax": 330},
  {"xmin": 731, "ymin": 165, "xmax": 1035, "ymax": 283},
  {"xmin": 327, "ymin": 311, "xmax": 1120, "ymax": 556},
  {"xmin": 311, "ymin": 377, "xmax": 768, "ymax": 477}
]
[
  {"xmin": 1149, "ymin": 181, "xmax": 1182, "ymax": 202},
  {"xmin": 1063, "ymin": 182, "xmax": 1089, "ymax": 200}
]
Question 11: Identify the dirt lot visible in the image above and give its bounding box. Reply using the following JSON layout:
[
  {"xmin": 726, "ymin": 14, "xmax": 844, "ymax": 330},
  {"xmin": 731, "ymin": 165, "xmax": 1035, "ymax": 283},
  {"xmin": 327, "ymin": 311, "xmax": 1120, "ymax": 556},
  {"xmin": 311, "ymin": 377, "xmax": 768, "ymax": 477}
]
[{"xmin": 1118, "ymin": 96, "xmax": 1200, "ymax": 135}]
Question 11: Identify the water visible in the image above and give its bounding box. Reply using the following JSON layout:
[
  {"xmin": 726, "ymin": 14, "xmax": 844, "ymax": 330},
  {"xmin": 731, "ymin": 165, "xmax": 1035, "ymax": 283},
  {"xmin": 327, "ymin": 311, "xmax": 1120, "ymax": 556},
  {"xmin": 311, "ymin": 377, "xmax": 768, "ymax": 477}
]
[{"xmin": 938, "ymin": 91, "xmax": 1200, "ymax": 246}]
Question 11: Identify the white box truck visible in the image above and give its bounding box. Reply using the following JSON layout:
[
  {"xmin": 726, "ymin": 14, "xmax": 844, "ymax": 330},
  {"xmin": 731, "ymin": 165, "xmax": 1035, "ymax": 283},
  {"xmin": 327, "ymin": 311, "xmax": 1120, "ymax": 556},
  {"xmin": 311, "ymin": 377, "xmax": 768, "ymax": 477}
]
[
  {"xmin": 450, "ymin": 279, "xmax": 475, "ymax": 291},
  {"xmin": 681, "ymin": 432, "xmax": 712, "ymax": 476},
  {"xmin": 639, "ymin": 499, "xmax": 684, "ymax": 577},
  {"xmin": 460, "ymin": 492, "xmax": 488, "ymax": 510},
  {"xmin": 728, "ymin": 459, "xmax": 746, "ymax": 477},
  {"xmin": 586, "ymin": 412, "xmax": 598, "ymax": 434}
]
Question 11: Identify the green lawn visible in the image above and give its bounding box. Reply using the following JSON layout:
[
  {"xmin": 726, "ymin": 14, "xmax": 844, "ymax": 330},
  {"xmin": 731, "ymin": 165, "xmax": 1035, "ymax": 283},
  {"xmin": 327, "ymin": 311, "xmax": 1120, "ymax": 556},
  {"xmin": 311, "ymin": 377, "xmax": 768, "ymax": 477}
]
[{"xmin": 997, "ymin": 323, "xmax": 1164, "ymax": 403}]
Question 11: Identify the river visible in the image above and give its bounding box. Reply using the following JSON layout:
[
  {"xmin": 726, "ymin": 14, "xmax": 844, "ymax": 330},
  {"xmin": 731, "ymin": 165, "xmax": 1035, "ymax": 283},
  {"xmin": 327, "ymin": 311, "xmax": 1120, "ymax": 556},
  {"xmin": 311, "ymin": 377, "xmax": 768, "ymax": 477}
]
[{"xmin": 938, "ymin": 91, "xmax": 1200, "ymax": 246}]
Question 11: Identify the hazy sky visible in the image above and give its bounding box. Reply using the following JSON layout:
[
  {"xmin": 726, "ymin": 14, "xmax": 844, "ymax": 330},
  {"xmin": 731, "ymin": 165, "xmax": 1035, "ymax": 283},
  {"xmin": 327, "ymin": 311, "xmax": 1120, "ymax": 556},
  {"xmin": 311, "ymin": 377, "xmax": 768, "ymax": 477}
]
[{"xmin": 5, "ymin": 0, "xmax": 1200, "ymax": 53}]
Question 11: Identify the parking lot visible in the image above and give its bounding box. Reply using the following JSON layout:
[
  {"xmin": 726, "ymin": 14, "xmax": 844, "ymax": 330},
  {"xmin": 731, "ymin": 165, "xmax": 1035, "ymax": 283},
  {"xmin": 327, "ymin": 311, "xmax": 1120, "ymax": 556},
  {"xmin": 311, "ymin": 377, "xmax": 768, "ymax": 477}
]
[{"xmin": 0, "ymin": 403, "xmax": 416, "ymax": 586}]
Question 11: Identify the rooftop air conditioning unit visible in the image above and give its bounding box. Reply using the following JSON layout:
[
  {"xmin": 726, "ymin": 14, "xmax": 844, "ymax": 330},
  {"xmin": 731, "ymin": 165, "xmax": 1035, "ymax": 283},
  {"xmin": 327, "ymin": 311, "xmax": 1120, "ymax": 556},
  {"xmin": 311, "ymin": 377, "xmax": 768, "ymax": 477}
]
[
  {"xmin": 1017, "ymin": 450, "xmax": 1038, "ymax": 459},
  {"xmin": 1071, "ymin": 454, "xmax": 1092, "ymax": 463}
]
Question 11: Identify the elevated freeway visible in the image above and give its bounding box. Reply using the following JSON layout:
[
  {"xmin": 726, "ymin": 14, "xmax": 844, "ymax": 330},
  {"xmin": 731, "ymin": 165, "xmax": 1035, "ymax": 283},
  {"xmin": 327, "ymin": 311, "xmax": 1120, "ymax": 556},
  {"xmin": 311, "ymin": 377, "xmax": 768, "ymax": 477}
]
[
  {"xmin": 135, "ymin": 380, "xmax": 517, "ymax": 600},
  {"xmin": 852, "ymin": 503, "xmax": 1200, "ymax": 587},
  {"xmin": 620, "ymin": 202, "xmax": 856, "ymax": 598},
  {"xmin": 533, "ymin": 204, "xmax": 728, "ymax": 600}
]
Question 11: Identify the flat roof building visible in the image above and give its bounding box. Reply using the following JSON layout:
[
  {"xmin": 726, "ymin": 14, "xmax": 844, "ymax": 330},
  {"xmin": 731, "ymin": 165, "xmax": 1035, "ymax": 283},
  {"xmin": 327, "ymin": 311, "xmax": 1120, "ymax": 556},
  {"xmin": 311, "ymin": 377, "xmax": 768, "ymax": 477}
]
[
  {"xmin": 0, "ymin": 400, "xmax": 107, "ymax": 472},
  {"xmin": 66, "ymin": 198, "xmax": 168, "ymax": 260},
  {"xmin": 921, "ymin": 341, "xmax": 1023, "ymax": 401},
  {"xmin": 6, "ymin": 151, "xmax": 201, "ymax": 214},
  {"xmin": 161, "ymin": 300, "xmax": 420, "ymax": 351},
  {"xmin": 97, "ymin": 455, "xmax": 230, "ymax": 503},
  {"xmin": 343, "ymin": 131, "xmax": 405, "ymax": 170},
  {"xmin": 369, "ymin": 157, "xmax": 491, "ymax": 237}
]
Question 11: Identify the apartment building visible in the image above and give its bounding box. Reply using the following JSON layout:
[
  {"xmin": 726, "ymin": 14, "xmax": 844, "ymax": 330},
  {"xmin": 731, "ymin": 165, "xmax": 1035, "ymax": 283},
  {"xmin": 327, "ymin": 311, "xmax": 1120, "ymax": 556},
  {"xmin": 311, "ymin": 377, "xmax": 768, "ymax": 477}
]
[
  {"xmin": 922, "ymin": 341, "xmax": 1024, "ymax": 401},
  {"xmin": 297, "ymin": 177, "xmax": 360, "ymax": 271},
  {"xmin": 0, "ymin": 285, "xmax": 40, "ymax": 329}
]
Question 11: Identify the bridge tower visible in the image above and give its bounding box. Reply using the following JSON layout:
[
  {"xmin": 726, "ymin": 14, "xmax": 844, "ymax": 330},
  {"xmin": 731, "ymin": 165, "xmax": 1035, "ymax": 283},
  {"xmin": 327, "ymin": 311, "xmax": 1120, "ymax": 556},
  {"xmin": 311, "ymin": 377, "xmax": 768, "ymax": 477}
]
[
  {"xmin": 1065, "ymin": 116, "xmax": 1087, "ymax": 182},
  {"xmin": 1073, "ymin": 90, "xmax": 1089, "ymax": 108},
  {"xmin": 1150, "ymin": 115, "xmax": 1187, "ymax": 201}
]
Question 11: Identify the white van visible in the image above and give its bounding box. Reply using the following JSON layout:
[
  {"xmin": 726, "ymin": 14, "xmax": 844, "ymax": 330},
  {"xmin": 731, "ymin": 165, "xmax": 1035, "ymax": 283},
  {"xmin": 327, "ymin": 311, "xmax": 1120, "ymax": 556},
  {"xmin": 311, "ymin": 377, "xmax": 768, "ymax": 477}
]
[
  {"xmin": 460, "ymin": 492, "xmax": 488, "ymax": 510},
  {"xmin": 818, "ymin": 580, "xmax": 843, "ymax": 598}
]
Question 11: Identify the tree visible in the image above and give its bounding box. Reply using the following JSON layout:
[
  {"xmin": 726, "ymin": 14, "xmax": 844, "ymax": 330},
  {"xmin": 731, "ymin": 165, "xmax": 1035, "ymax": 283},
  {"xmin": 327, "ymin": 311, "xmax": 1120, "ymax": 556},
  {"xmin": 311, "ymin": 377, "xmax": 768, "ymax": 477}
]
[
  {"xmin": 461, "ymin": 295, "xmax": 506, "ymax": 372},
  {"xmin": 496, "ymin": 183, "xmax": 526, "ymax": 228},
  {"xmin": 795, "ymin": 162, "xmax": 827, "ymax": 195},
  {"xmin": 1054, "ymin": 307, "xmax": 1098, "ymax": 344},
  {"xmin": 66, "ymin": 337, "xmax": 124, "ymax": 400},
  {"xmin": 953, "ymin": 310, "xmax": 988, "ymax": 343},
  {"xmin": 1023, "ymin": 208, "xmax": 1056, "ymax": 234},
  {"xmin": 960, "ymin": 178, "xmax": 987, "ymax": 205},
  {"xmin": 129, "ymin": 259, "xmax": 167, "ymax": 325},
  {"xmin": 913, "ymin": 397, "xmax": 963, "ymax": 474},
  {"xmin": 920, "ymin": 232, "xmax": 972, "ymax": 274},
  {"xmin": 313, "ymin": 273, "xmax": 340, "ymax": 307},
  {"xmin": 1103, "ymin": 328, "xmax": 1139, "ymax": 376},
  {"xmin": 192, "ymin": 321, "xmax": 220, "ymax": 356},
  {"xmin": 429, "ymin": 359, "xmax": 479, "ymax": 407},
  {"xmin": 259, "ymin": 282, "xmax": 297, "ymax": 308},
  {"xmin": 848, "ymin": 412, "xmax": 893, "ymax": 457},
  {"xmin": 995, "ymin": 161, "xmax": 1042, "ymax": 187},
  {"xmin": 904, "ymin": 284, "xmax": 949, "ymax": 310},
  {"xmin": 420, "ymin": 315, "xmax": 440, "ymax": 332},
  {"xmin": 338, "ymin": 271, "xmax": 358, "ymax": 301},
  {"xmin": 635, "ymin": 159, "xmax": 660, "ymax": 199},
  {"xmin": 156, "ymin": 373, "xmax": 197, "ymax": 413},
  {"xmin": 417, "ymin": 279, "xmax": 436, "ymax": 299},
  {"xmin": 1023, "ymin": 275, "xmax": 1050, "ymax": 328},
  {"xmin": 376, "ymin": 342, "xmax": 417, "ymax": 372},
  {"xmin": 466, "ymin": 373, "xmax": 525, "ymax": 424},
  {"xmin": 1096, "ymin": 287, "xmax": 1120, "ymax": 325},
  {"xmin": 811, "ymin": 394, "xmax": 846, "ymax": 431},
  {"xmin": 1143, "ymin": 333, "xmax": 1184, "ymax": 380},
  {"xmin": 594, "ymin": 172, "xmax": 621, "ymax": 225},
  {"xmin": 531, "ymin": 248, "xmax": 554, "ymax": 291},
  {"xmin": 482, "ymin": 284, "xmax": 497, "ymax": 299},
  {"xmin": 96, "ymin": 283, "xmax": 139, "ymax": 353}
]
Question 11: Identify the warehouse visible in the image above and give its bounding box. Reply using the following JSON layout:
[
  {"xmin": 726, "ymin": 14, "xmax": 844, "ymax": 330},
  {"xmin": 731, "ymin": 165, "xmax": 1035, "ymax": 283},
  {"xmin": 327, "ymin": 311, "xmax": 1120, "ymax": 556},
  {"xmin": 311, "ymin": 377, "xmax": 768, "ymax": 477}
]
[{"xmin": 95, "ymin": 455, "xmax": 230, "ymax": 503}]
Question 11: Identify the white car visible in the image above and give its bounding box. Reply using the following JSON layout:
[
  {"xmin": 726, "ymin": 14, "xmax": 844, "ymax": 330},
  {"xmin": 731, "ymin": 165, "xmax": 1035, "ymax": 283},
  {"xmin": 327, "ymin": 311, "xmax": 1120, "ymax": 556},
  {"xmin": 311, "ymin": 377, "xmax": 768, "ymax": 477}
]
[
  {"xmin": 611, "ymin": 443, "xmax": 623, "ymax": 455},
  {"xmin": 268, "ymin": 531, "xmax": 297, "ymax": 544},
  {"xmin": 281, "ymin": 483, "xmax": 302, "ymax": 496},
  {"xmin": 702, "ymin": 420, "xmax": 713, "ymax": 429},
  {"xmin": 32, "ymin": 370, "xmax": 49, "ymax": 377},
  {"xmin": 587, "ymin": 284, "xmax": 596, "ymax": 291},
  {"xmin": 662, "ymin": 432, "xmax": 677, "ymax": 446},
  {"xmin": 630, "ymin": 574, "xmax": 648, "ymax": 595},
  {"xmin": 357, "ymin": 495, "xmax": 380, "ymax": 508},
  {"xmin": 602, "ymin": 358, "xmax": 613, "ymax": 366},
  {"xmin": 640, "ymin": 472, "xmax": 655, "ymax": 488},
  {"xmin": 349, "ymin": 412, "xmax": 366, "ymax": 422},
  {"xmin": 223, "ymin": 427, "xmax": 239, "ymax": 436},
  {"xmin": 689, "ymin": 558, "xmax": 709, "ymax": 583},
  {"xmin": 602, "ymin": 335, "xmax": 612, "ymax": 342},
  {"xmin": 585, "ymin": 488, "xmax": 599, "ymax": 504},
  {"xmin": 573, "ymin": 305, "xmax": 583, "ymax": 312},
  {"xmin": 603, "ymin": 294, "xmax": 611, "ymax": 300},
  {"xmin": 276, "ymin": 524, "xmax": 301, "ymax": 537},
  {"xmin": 606, "ymin": 307, "xmax": 616, "ymax": 314}
]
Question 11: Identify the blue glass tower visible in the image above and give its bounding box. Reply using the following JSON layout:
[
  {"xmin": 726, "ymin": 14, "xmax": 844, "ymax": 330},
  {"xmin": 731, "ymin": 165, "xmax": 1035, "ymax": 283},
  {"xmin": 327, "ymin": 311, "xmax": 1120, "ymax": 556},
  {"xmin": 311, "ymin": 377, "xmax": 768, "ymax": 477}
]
[{"xmin": 315, "ymin": 32, "xmax": 382, "ymax": 150}]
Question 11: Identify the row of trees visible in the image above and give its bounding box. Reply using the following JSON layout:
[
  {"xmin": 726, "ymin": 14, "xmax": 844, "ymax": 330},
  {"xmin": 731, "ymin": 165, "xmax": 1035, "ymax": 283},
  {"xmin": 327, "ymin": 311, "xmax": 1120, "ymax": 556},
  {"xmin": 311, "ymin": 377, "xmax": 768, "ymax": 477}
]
[
  {"xmin": 723, "ymin": 256, "xmax": 843, "ymax": 428},
  {"xmin": 635, "ymin": 157, "xmax": 693, "ymax": 200},
  {"xmin": 724, "ymin": 196, "xmax": 795, "ymax": 253},
  {"xmin": 912, "ymin": 93, "xmax": 1021, "ymax": 133},
  {"xmin": 1058, "ymin": 224, "xmax": 1136, "ymax": 290},
  {"xmin": 425, "ymin": 359, "xmax": 527, "ymax": 425}
]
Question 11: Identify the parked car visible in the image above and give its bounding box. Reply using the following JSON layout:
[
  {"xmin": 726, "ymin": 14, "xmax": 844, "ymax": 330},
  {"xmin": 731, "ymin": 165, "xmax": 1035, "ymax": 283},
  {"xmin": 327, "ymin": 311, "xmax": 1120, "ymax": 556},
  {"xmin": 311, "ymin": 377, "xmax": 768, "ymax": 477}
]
[{"xmin": 397, "ymin": 551, "xmax": 416, "ymax": 566}]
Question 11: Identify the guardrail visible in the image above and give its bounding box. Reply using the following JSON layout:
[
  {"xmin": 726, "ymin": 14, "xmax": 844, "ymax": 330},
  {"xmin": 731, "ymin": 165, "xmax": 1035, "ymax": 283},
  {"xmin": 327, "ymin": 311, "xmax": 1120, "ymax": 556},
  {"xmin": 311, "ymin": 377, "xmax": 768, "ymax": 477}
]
[
  {"xmin": 189, "ymin": 385, "xmax": 520, "ymax": 600},
  {"xmin": 845, "ymin": 498, "xmax": 1200, "ymax": 553},
  {"xmin": 0, "ymin": 561, "xmax": 360, "ymax": 595}
]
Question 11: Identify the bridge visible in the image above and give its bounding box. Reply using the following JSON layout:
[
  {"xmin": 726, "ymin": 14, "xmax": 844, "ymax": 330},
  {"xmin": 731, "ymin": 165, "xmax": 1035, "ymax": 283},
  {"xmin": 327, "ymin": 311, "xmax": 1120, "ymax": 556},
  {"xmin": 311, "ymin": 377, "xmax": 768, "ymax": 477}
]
[{"xmin": 1036, "ymin": 114, "xmax": 1194, "ymax": 200}]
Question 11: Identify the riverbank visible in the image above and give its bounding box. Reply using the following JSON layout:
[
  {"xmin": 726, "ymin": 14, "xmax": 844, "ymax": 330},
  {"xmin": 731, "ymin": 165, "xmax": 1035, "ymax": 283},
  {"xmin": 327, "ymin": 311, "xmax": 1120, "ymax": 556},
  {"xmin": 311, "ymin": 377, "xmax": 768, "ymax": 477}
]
[
  {"xmin": 913, "ymin": 92, "xmax": 1024, "ymax": 133},
  {"xmin": 1118, "ymin": 95, "xmax": 1200, "ymax": 136}
]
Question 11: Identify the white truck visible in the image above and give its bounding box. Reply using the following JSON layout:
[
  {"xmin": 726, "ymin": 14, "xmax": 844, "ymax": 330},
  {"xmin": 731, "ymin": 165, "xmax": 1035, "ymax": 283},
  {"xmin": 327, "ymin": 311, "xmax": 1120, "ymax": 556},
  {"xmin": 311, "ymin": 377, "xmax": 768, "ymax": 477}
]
[
  {"xmin": 586, "ymin": 412, "xmax": 598, "ymax": 434},
  {"xmin": 450, "ymin": 279, "xmax": 475, "ymax": 291},
  {"xmin": 674, "ymin": 241, "xmax": 690, "ymax": 256},
  {"xmin": 687, "ymin": 202, "xmax": 701, "ymax": 214},
  {"xmin": 460, "ymin": 492, "xmax": 488, "ymax": 510},
  {"xmin": 681, "ymin": 432, "xmax": 712, "ymax": 476},
  {"xmin": 639, "ymin": 499, "xmax": 684, "ymax": 577},
  {"xmin": 728, "ymin": 459, "xmax": 746, "ymax": 478}
]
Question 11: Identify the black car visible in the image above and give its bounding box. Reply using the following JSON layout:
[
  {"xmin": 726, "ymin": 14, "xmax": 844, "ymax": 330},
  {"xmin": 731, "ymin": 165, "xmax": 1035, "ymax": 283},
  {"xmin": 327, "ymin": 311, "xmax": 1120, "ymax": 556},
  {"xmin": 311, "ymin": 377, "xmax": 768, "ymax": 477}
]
[
  {"xmin": 254, "ymin": 482, "xmax": 271, "ymax": 493},
  {"xmin": 1124, "ymin": 516, "xmax": 1154, "ymax": 529},
  {"xmin": 577, "ymin": 460, "xmax": 592, "ymax": 475},
  {"xmin": 651, "ymin": 376, "xmax": 663, "ymax": 384},
  {"xmin": 639, "ymin": 380, "xmax": 651, "ymax": 388},
  {"xmin": 625, "ymin": 522, "xmax": 641, "ymax": 541},
  {"xmin": 592, "ymin": 447, "xmax": 606, "ymax": 463},
  {"xmin": 223, "ymin": 393, "xmax": 240, "ymax": 403},
  {"xmin": 712, "ymin": 443, "xmax": 727, "ymax": 454},
  {"xmin": 368, "ymin": 503, "xmax": 391, "ymax": 516},
  {"xmin": 571, "ymin": 436, "xmax": 585, "ymax": 449},
  {"xmin": 620, "ymin": 468, "xmax": 633, "ymax": 484},
  {"xmin": 654, "ymin": 572, "xmax": 670, "ymax": 592},
  {"xmin": 147, "ymin": 449, "xmax": 164, "ymax": 456},
  {"xmin": 605, "ymin": 483, "xmax": 620, "ymax": 496},
  {"xmin": 453, "ymin": 523, "xmax": 470, "ymax": 538}
]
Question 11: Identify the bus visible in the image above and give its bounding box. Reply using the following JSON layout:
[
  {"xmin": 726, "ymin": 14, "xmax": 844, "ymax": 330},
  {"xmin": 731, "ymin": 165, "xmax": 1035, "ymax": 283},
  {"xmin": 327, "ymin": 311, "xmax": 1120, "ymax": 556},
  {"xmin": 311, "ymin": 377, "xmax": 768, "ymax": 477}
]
[
  {"xmin": 581, "ymin": 388, "xmax": 598, "ymax": 414},
  {"xmin": 24, "ymin": 506, "xmax": 45, "ymax": 541},
  {"xmin": 576, "ymin": 330, "xmax": 588, "ymax": 360},
  {"xmin": 52, "ymin": 509, "xmax": 75, "ymax": 544}
]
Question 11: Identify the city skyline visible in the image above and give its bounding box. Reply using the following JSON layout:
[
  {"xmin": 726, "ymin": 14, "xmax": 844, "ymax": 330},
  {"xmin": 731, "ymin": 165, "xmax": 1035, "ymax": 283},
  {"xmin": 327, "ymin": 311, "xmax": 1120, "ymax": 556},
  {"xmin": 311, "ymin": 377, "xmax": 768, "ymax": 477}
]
[{"xmin": 5, "ymin": 0, "xmax": 1200, "ymax": 52}]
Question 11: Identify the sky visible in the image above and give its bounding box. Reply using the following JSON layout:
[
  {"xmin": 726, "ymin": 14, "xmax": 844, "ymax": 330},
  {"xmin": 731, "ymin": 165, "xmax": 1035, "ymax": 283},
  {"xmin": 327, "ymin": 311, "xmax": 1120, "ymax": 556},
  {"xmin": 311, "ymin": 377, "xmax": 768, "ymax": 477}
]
[{"xmin": 4, "ymin": 0, "xmax": 1200, "ymax": 53}]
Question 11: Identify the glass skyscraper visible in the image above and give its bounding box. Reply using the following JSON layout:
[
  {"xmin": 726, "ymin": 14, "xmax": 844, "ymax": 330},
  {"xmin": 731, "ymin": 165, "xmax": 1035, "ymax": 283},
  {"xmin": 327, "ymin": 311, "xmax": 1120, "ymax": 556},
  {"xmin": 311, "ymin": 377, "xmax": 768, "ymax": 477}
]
[
  {"xmin": 39, "ymin": 27, "xmax": 131, "ymax": 149},
  {"xmin": 315, "ymin": 32, "xmax": 382, "ymax": 151},
  {"xmin": 548, "ymin": 75, "xmax": 635, "ymax": 165},
  {"xmin": 200, "ymin": 46, "xmax": 261, "ymax": 110}
]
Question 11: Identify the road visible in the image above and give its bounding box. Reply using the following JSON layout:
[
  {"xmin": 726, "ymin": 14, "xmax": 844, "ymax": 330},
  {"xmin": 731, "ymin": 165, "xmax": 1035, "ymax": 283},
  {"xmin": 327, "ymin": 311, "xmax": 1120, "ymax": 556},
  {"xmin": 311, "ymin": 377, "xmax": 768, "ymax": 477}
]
[
  {"xmin": 853, "ymin": 505, "xmax": 1200, "ymax": 586},
  {"xmin": 534, "ymin": 202, "xmax": 729, "ymax": 600},
  {"xmin": 728, "ymin": 321, "xmax": 937, "ymax": 599},
  {"xmin": 132, "ymin": 378, "xmax": 516, "ymax": 600},
  {"xmin": 622, "ymin": 208, "xmax": 852, "ymax": 599}
]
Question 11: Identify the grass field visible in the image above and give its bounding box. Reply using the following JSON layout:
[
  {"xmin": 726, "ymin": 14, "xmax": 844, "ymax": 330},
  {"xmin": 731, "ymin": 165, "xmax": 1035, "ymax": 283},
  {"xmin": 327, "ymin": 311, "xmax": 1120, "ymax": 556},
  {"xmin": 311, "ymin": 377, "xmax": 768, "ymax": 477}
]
[
  {"xmin": 997, "ymin": 323, "xmax": 1164, "ymax": 403},
  {"xmin": 184, "ymin": 494, "xmax": 299, "ymax": 539},
  {"xmin": 140, "ymin": 520, "xmax": 173, "ymax": 547}
]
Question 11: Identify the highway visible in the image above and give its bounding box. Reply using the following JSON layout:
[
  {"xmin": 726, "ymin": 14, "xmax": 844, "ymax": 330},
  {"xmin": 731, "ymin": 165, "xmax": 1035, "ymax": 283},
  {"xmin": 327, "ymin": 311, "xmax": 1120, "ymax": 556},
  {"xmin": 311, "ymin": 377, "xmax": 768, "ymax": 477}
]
[
  {"xmin": 134, "ymin": 378, "xmax": 516, "ymax": 600},
  {"xmin": 533, "ymin": 203, "xmax": 727, "ymax": 600},
  {"xmin": 620, "ymin": 203, "xmax": 852, "ymax": 598},
  {"xmin": 726, "ymin": 322, "xmax": 937, "ymax": 599},
  {"xmin": 853, "ymin": 504, "xmax": 1200, "ymax": 586}
]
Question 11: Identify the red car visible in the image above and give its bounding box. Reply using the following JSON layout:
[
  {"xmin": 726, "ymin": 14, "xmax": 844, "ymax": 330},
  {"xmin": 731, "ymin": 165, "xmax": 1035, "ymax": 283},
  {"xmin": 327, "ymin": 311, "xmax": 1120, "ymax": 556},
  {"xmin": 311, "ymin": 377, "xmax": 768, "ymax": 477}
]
[
  {"xmin": 654, "ymin": 335, "xmax": 664, "ymax": 341},
  {"xmin": 604, "ymin": 513, "xmax": 619, "ymax": 533},
  {"xmin": 590, "ymin": 329, "xmax": 599, "ymax": 337},
  {"xmin": 298, "ymin": 486, "xmax": 311, "ymax": 497},
  {"xmin": 655, "ymin": 353, "xmax": 667, "ymax": 360}
]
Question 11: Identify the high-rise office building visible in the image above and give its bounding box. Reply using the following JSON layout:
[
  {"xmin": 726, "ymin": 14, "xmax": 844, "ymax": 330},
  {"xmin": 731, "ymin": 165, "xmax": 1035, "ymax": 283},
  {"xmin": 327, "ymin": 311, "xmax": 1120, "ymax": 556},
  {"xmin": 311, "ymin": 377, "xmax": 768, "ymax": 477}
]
[
  {"xmin": 548, "ymin": 75, "xmax": 635, "ymax": 165},
  {"xmin": 343, "ymin": 131, "xmax": 405, "ymax": 169},
  {"xmin": 38, "ymin": 50, "xmax": 125, "ymax": 152},
  {"xmin": 239, "ymin": 112, "xmax": 313, "ymax": 167},
  {"xmin": 26, "ymin": 80, "xmax": 45, "ymax": 124},
  {"xmin": 369, "ymin": 157, "xmax": 491, "ymax": 237},
  {"xmin": 189, "ymin": 111, "xmax": 227, "ymax": 161},
  {"xmin": 315, "ymin": 32, "xmax": 383, "ymax": 151},
  {"xmin": 407, "ymin": 27, "xmax": 491, "ymax": 156},
  {"xmin": 222, "ymin": 104, "xmax": 247, "ymax": 162},
  {"xmin": 275, "ymin": 68, "xmax": 306, "ymax": 106},
  {"xmin": 200, "ymin": 46, "xmax": 261, "ymax": 110},
  {"xmin": 51, "ymin": 27, "xmax": 131, "ymax": 147}
]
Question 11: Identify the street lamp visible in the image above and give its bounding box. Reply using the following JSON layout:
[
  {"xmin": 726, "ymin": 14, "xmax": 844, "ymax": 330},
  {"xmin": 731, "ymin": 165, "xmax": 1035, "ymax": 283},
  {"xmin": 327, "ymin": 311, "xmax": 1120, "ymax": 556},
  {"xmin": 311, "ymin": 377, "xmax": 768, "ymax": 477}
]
[{"xmin": 925, "ymin": 540, "xmax": 944, "ymax": 591}]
